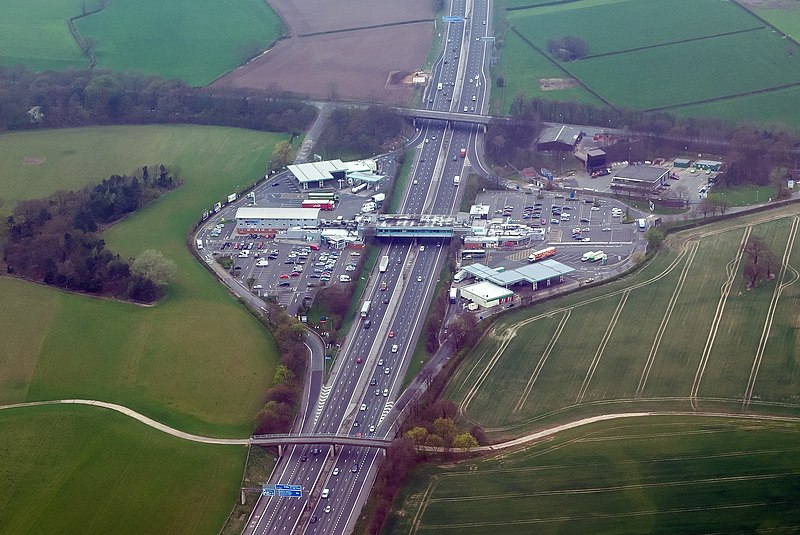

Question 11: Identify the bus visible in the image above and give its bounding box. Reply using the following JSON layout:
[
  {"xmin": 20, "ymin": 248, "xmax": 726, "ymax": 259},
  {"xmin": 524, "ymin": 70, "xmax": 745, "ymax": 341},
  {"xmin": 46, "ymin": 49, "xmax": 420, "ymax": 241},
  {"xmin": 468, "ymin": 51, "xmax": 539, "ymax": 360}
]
[
  {"xmin": 302, "ymin": 200, "xmax": 335, "ymax": 210},
  {"xmin": 638, "ymin": 218, "xmax": 647, "ymax": 232},
  {"xmin": 528, "ymin": 246, "xmax": 556, "ymax": 263},
  {"xmin": 461, "ymin": 249, "xmax": 486, "ymax": 260},
  {"xmin": 360, "ymin": 300, "xmax": 371, "ymax": 319},
  {"xmin": 351, "ymin": 183, "xmax": 368, "ymax": 194},
  {"xmin": 308, "ymin": 191, "xmax": 338, "ymax": 201}
]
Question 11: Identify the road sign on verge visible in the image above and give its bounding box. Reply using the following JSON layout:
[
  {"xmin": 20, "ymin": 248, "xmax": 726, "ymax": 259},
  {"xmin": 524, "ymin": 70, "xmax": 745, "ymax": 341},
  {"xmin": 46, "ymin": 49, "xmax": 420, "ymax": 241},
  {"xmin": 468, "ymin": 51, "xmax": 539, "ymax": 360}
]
[{"xmin": 262, "ymin": 488, "xmax": 275, "ymax": 497}]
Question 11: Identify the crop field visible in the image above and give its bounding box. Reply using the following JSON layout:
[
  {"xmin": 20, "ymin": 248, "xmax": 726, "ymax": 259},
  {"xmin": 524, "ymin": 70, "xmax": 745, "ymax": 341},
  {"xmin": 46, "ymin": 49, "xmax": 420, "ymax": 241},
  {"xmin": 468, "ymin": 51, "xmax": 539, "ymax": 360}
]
[
  {"xmin": 75, "ymin": 0, "xmax": 281, "ymax": 86},
  {"xmin": 754, "ymin": 2, "xmax": 800, "ymax": 41},
  {"xmin": 0, "ymin": 125, "xmax": 289, "ymax": 437},
  {"xmin": 0, "ymin": 0, "xmax": 87, "ymax": 71},
  {"xmin": 386, "ymin": 416, "xmax": 800, "ymax": 534},
  {"xmin": 448, "ymin": 206, "xmax": 800, "ymax": 439},
  {"xmin": 498, "ymin": 0, "xmax": 800, "ymax": 122},
  {"xmin": 0, "ymin": 404, "xmax": 245, "ymax": 535}
]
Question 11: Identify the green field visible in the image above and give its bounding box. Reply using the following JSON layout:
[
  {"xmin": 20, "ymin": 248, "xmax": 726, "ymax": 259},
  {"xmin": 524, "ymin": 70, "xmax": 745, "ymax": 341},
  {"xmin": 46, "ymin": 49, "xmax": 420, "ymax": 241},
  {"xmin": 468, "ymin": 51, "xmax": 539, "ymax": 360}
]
[
  {"xmin": 496, "ymin": 0, "xmax": 800, "ymax": 123},
  {"xmin": 448, "ymin": 206, "xmax": 800, "ymax": 439},
  {"xmin": 0, "ymin": 0, "xmax": 87, "ymax": 71},
  {"xmin": 75, "ymin": 0, "xmax": 281, "ymax": 85},
  {"xmin": 0, "ymin": 404, "xmax": 245, "ymax": 535},
  {"xmin": 386, "ymin": 416, "xmax": 800, "ymax": 534},
  {"xmin": 755, "ymin": 3, "xmax": 800, "ymax": 42},
  {"xmin": 0, "ymin": 125, "xmax": 290, "ymax": 437}
]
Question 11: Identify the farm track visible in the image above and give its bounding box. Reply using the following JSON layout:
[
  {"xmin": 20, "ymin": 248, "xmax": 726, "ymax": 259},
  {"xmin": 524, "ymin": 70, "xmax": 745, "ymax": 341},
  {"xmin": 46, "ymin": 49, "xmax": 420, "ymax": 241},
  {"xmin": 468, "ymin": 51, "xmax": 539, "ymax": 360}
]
[
  {"xmin": 576, "ymin": 290, "xmax": 629, "ymax": 403},
  {"xmin": 636, "ymin": 241, "xmax": 699, "ymax": 395},
  {"xmin": 690, "ymin": 225, "xmax": 752, "ymax": 409},
  {"xmin": 742, "ymin": 216, "xmax": 800, "ymax": 408},
  {"xmin": 513, "ymin": 309, "xmax": 571, "ymax": 413}
]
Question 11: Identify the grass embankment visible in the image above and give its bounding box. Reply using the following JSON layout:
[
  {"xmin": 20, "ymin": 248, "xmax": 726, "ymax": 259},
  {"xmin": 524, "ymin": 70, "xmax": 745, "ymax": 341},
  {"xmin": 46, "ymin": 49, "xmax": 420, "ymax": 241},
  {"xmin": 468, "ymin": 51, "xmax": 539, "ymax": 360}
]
[
  {"xmin": 385, "ymin": 416, "xmax": 800, "ymax": 534},
  {"xmin": 388, "ymin": 150, "xmax": 415, "ymax": 213},
  {"xmin": 0, "ymin": 405, "xmax": 245, "ymax": 535},
  {"xmin": 446, "ymin": 206, "xmax": 800, "ymax": 438},
  {"xmin": 0, "ymin": 125, "xmax": 291, "ymax": 437}
]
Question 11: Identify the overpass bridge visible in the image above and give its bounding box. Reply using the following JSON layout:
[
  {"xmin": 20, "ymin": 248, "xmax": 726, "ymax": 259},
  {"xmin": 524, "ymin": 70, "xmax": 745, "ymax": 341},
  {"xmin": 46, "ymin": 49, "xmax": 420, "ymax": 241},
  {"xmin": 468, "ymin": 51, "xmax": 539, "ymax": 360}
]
[
  {"xmin": 362, "ymin": 214, "xmax": 473, "ymax": 239},
  {"xmin": 250, "ymin": 433, "xmax": 392, "ymax": 455},
  {"xmin": 391, "ymin": 107, "xmax": 512, "ymax": 127}
]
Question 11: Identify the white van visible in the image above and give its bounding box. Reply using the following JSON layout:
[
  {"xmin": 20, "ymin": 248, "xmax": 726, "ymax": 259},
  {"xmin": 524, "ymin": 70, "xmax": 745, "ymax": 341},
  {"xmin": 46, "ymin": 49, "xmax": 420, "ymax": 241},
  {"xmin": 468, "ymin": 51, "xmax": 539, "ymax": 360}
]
[
  {"xmin": 238, "ymin": 250, "xmax": 249, "ymax": 258},
  {"xmin": 196, "ymin": 239, "xmax": 203, "ymax": 250},
  {"xmin": 339, "ymin": 274, "xmax": 351, "ymax": 283},
  {"xmin": 321, "ymin": 488, "xmax": 330, "ymax": 499}
]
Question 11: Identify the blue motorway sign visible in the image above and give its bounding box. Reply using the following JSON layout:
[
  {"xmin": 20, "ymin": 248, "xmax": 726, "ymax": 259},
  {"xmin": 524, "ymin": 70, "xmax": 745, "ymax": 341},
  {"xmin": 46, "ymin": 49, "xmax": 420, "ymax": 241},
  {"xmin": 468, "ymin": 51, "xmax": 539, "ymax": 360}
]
[
  {"xmin": 442, "ymin": 15, "xmax": 464, "ymax": 22},
  {"xmin": 261, "ymin": 488, "xmax": 275, "ymax": 497},
  {"xmin": 278, "ymin": 489, "xmax": 303, "ymax": 498}
]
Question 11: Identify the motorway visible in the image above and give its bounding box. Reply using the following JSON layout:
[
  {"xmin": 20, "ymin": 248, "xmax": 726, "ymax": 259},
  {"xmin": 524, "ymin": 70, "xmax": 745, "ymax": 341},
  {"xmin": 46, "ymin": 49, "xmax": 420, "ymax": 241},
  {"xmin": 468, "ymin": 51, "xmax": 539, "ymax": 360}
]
[{"xmin": 244, "ymin": 0, "xmax": 494, "ymax": 532}]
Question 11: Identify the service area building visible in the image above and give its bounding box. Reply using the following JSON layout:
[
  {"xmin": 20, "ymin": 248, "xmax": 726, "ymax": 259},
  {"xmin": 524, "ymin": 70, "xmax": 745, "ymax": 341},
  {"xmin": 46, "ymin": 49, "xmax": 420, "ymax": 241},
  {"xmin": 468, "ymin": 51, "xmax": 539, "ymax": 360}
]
[
  {"xmin": 235, "ymin": 207, "xmax": 320, "ymax": 235},
  {"xmin": 460, "ymin": 281, "xmax": 515, "ymax": 308},
  {"xmin": 460, "ymin": 260, "xmax": 574, "ymax": 291},
  {"xmin": 610, "ymin": 164, "xmax": 669, "ymax": 198}
]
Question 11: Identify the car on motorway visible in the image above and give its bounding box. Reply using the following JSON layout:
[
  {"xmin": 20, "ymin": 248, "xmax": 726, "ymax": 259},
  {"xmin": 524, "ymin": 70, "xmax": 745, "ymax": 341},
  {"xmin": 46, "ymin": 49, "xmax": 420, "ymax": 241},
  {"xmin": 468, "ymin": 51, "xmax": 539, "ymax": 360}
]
[
  {"xmin": 310, "ymin": 516, "xmax": 318, "ymax": 524},
  {"xmin": 353, "ymin": 420, "xmax": 359, "ymax": 427},
  {"xmin": 333, "ymin": 467, "xmax": 339, "ymax": 476},
  {"xmin": 388, "ymin": 330, "xmax": 395, "ymax": 338},
  {"xmin": 356, "ymin": 357, "xmax": 363, "ymax": 364},
  {"xmin": 375, "ymin": 389, "xmax": 381, "ymax": 396},
  {"xmin": 391, "ymin": 344, "xmax": 398, "ymax": 353},
  {"xmin": 324, "ymin": 505, "xmax": 331, "ymax": 514},
  {"xmin": 300, "ymin": 455, "xmax": 308, "ymax": 462},
  {"xmin": 352, "ymin": 463, "xmax": 359, "ymax": 473},
  {"xmin": 383, "ymin": 388, "xmax": 389, "ymax": 396},
  {"xmin": 369, "ymin": 425, "xmax": 376, "ymax": 433},
  {"xmin": 384, "ymin": 367, "xmax": 390, "ymax": 374},
  {"xmin": 413, "ymin": 179, "xmax": 418, "ymax": 185},
  {"xmin": 378, "ymin": 358, "xmax": 384, "ymax": 366},
  {"xmin": 383, "ymin": 296, "xmax": 390, "ymax": 304},
  {"xmin": 370, "ymin": 378, "xmax": 377, "ymax": 386},
  {"xmin": 360, "ymin": 403, "xmax": 367, "ymax": 411}
]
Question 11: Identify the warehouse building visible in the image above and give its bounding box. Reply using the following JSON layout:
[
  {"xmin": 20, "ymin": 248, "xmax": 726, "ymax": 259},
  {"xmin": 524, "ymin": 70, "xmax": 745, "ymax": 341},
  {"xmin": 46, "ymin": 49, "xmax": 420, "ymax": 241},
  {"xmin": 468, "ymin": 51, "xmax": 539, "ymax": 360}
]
[
  {"xmin": 536, "ymin": 125, "xmax": 584, "ymax": 152},
  {"xmin": 287, "ymin": 159, "xmax": 384, "ymax": 190},
  {"xmin": 460, "ymin": 280, "xmax": 515, "ymax": 309},
  {"xmin": 610, "ymin": 164, "xmax": 669, "ymax": 198},
  {"xmin": 235, "ymin": 207, "xmax": 319, "ymax": 235}
]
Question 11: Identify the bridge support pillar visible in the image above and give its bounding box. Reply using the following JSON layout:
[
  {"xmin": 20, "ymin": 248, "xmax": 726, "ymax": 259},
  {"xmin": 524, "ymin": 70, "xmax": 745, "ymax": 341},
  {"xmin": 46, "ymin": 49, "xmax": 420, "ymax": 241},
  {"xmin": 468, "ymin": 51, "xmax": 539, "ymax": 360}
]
[
  {"xmin": 241, "ymin": 489, "xmax": 246, "ymax": 505},
  {"xmin": 277, "ymin": 444, "xmax": 283, "ymax": 456},
  {"xmin": 331, "ymin": 443, "xmax": 337, "ymax": 456}
]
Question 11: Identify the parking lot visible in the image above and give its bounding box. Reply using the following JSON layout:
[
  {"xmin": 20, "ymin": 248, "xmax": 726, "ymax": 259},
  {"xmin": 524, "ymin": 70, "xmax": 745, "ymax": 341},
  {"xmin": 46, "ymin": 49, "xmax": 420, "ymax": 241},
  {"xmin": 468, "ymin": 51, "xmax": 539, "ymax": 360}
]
[
  {"xmin": 199, "ymin": 220, "xmax": 364, "ymax": 308},
  {"xmin": 473, "ymin": 189, "xmax": 641, "ymax": 276}
]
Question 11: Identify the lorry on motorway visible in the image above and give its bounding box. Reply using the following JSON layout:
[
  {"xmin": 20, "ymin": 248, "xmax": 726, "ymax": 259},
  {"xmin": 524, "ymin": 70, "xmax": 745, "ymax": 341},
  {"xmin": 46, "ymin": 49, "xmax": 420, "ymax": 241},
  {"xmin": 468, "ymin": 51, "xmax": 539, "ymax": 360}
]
[
  {"xmin": 379, "ymin": 255, "xmax": 389, "ymax": 273},
  {"xmin": 437, "ymin": 82, "xmax": 443, "ymax": 91},
  {"xmin": 459, "ymin": 148, "xmax": 466, "ymax": 158},
  {"xmin": 453, "ymin": 175, "xmax": 460, "ymax": 186},
  {"xmin": 449, "ymin": 287, "xmax": 458, "ymax": 304},
  {"xmin": 360, "ymin": 300, "xmax": 371, "ymax": 318},
  {"xmin": 528, "ymin": 246, "xmax": 556, "ymax": 263}
]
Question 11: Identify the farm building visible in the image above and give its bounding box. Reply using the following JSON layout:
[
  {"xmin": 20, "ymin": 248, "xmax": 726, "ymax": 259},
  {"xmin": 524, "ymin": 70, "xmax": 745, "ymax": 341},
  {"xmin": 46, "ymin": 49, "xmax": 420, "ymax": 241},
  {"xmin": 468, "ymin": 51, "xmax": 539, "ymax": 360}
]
[
  {"xmin": 235, "ymin": 207, "xmax": 319, "ymax": 235},
  {"xmin": 673, "ymin": 158, "xmax": 692, "ymax": 168},
  {"xmin": 610, "ymin": 164, "xmax": 669, "ymax": 198},
  {"xmin": 460, "ymin": 281, "xmax": 515, "ymax": 309},
  {"xmin": 536, "ymin": 125, "xmax": 584, "ymax": 152},
  {"xmin": 693, "ymin": 159, "xmax": 723, "ymax": 172}
]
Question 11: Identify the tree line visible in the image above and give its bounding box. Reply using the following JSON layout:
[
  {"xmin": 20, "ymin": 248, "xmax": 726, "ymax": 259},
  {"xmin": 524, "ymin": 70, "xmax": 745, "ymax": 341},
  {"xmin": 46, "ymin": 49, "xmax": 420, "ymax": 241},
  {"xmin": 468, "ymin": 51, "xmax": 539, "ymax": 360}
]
[
  {"xmin": 315, "ymin": 106, "xmax": 406, "ymax": 159},
  {"xmin": 0, "ymin": 65, "xmax": 317, "ymax": 134},
  {"xmin": 3, "ymin": 166, "xmax": 178, "ymax": 302}
]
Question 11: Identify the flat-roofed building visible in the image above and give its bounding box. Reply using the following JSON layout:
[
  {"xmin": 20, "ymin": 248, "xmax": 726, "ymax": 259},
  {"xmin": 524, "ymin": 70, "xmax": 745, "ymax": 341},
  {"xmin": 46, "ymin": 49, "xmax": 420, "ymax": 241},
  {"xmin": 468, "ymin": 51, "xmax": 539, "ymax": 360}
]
[
  {"xmin": 610, "ymin": 164, "xmax": 669, "ymax": 199},
  {"xmin": 235, "ymin": 207, "xmax": 319, "ymax": 235},
  {"xmin": 460, "ymin": 281, "xmax": 515, "ymax": 308}
]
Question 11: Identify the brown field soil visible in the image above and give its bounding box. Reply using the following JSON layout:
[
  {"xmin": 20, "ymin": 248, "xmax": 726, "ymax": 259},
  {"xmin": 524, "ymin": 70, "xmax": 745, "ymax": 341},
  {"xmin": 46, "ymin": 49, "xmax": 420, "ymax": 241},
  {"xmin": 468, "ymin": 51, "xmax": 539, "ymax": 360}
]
[
  {"xmin": 212, "ymin": 0, "xmax": 434, "ymax": 104},
  {"xmin": 213, "ymin": 23, "xmax": 433, "ymax": 104},
  {"xmin": 269, "ymin": 0, "xmax": 433, "ymax": 36},
  {"xmin": 539, "ymin": 78, "xmax": 580, "ymax": 91}
]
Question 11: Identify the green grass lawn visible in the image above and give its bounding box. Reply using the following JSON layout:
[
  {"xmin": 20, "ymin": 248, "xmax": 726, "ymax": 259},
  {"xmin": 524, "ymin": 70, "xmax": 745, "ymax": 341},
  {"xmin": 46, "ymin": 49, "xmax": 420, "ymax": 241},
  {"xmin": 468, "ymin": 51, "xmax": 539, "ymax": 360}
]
[
  {"xmin": 0, "ymin": 125, "xmax": 290, "ymax": 437},
  {"xmin": 448, "ymin": 207, "xmax": 800, "ymax": 438},
  {"xmin": 508, "ymin": 0, "xmax": 759, "ymax": 58},
  {"xmin": 386, "ymin": 416, "xmax": 800, "ymax": 534},
  {"xmin": 568, "ymin": 28, "xmax": 800, "ymax": 110},
  {"xmin": 75, "ymin": 0, "xmax": 281, "ymax": 85},
  {"xmin": 0, "ymin": 0, "xmax": 87, "ymax": 71},
  {"xmin": 0, "ymin": 404, "xmax": 245, "ymax": 535}
]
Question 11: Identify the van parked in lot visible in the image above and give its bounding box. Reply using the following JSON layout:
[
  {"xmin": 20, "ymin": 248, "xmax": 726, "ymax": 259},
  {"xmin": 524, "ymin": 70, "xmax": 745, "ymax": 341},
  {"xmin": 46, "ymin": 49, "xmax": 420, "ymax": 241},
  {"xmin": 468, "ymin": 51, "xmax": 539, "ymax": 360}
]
[{"xmin": 339, "ymin": 274, "xmax": 351, "ymax": 282}]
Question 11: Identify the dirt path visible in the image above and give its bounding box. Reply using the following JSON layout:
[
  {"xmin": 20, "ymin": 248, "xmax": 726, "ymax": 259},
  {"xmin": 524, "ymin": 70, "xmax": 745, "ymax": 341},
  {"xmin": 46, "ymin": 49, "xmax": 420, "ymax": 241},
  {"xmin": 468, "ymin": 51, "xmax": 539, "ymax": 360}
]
[{"xmin": 0, "ymin": 399, "xmax": 249, "ymax": 445}]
